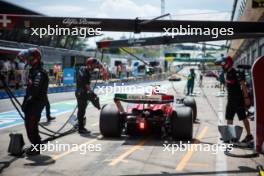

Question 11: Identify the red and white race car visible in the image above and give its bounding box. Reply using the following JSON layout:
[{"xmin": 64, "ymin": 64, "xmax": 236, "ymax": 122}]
[
  {"xmin": 99, "ymin": 93, "xmax": 196, "ymax": 140},
  {"xmin": 168, "ymin": 74, "xmax": 182, "ymax": 81}
]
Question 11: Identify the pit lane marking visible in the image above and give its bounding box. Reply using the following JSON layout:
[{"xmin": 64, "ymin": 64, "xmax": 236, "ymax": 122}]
[
  {"xmin": 0, "ymin": 97, "xmax": 112, "ymax": 129},
  {"xmin": 109, "ymin": 139, "xmax": 147, "ymax": 166},
  {"xmin": 187, "ymin": 163, "xmax": 209, "ymax": 168},
  {"xmin": 175, "ymin": 126, "xmax": 208, "ymax": 171},
  {"xmin": 215, "ymin": 96, "xmax": 227, "ymax": 174},
  {"xmin": 0, "ymin": 119, "xmax": 16, "ymax": 125}
]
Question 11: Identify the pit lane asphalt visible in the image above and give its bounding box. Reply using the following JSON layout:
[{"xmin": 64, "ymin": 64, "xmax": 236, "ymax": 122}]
[{"xmin": 0, "ymin": 68, "xmax": 263, "ymax": 176}]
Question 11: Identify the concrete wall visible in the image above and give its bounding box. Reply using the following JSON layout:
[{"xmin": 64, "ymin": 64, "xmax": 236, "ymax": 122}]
[
  {"xmin": 234, "ymin": 37, "xmax": 264, "ymax": 66},
  {"xmin": 228, "ymin": 0, "xmax": 264, "ymax": 62}
]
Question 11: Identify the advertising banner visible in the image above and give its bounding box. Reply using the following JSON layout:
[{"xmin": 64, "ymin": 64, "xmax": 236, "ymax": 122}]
[{"xmin": 63, "ymin": 68, "xmax": 75, "ymax": 85}]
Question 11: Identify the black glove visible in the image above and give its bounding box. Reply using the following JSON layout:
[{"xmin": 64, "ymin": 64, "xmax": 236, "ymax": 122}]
[
  {"xmin": 87, "ymin": 91, "xmax": 101, "ymax": 110},
  {"xmin": 92, "ymin": 96, "xmax": 101, "ymax": 110},
  {"xmin": 22, "ymin": 96, "xmax": 32, "ymax": 112},
  {"xmin": 21, "ymin": 100, "xmax": 27, "ymax": 112}
]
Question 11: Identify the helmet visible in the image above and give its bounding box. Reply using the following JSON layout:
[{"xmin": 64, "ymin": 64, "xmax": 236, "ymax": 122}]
[
  {"xmin": 86, "ymin": 57, "xmax": 99, "ymax": 68},
  {"xmin": 18, "ymin": 48, "xmax": 41, "ymax": 66},
  {"xmin": 221, "ymin": 56, "xmax": 233, "ymax": 71}
]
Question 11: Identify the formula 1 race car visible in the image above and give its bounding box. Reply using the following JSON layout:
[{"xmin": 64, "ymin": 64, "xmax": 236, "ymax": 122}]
[
  {"xmin": 168, "ymin": 74, "xmax": 182, "ymax": 81},
  {"xmin": 99, "ymin": 93, "xmax": 196, "ymax": 140}
]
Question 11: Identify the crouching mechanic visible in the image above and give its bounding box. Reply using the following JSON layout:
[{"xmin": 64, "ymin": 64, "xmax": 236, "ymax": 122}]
[
  {"xmin": 221, "ymin": 56, "xmax": 253, "ymax": 143},
  {"xmin": 18, "ymin": 48, "xmax": 49, "ymax": 155},
  {"xmin": 76, "ymin": 57, "xmax": 108, "ymax": 134}
]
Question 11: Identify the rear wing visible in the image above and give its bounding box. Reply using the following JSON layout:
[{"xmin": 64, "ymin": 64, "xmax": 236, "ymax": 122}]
[{"xmin": 114, "ymin": 93, "xmax": 174, "ymax": 104}]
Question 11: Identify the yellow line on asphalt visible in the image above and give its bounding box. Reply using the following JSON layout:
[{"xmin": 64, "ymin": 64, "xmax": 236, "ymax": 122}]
[
  {"xmin": 51, "ymin": 138, "xmax": 98, "ymax": 160},
  {"xmin": 196, "ymin": 126, "xmax": 208, "ymax": 140},
  {"xmin": 109, "ymin": 139, "xmax": 147, "ymax": 166},
  {"xmin": 188, "ymin": 163, "xmax": 209, "ymax": 168},
  {"xmin": 175, "ymin": 126, "xmax": 208, "ymax": 171}
]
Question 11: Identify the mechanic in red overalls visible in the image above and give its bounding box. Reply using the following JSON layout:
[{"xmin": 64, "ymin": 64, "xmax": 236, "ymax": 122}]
[
  {"xmin": 75, "ymin": 57, "xmax": 108, "ymax": 134},
  {"xmin": 221, "ymin": 56, "xmax": 253, "ymax": 143}
]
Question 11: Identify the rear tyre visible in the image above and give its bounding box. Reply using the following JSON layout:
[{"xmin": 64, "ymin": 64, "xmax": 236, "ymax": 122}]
[
  {"xmin": 183, "ymin": 97, "xmax": 197, "ymax": 122},
  {"xmin": 171, "ymin": 107, "xmax": 193, "ymax": 140},
  {"xmin": 100, "ymin": 104, "xmax": 122, "ymax": 137}
]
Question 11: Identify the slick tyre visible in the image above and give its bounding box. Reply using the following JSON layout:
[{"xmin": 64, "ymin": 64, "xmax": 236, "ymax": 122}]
[
  {"xmin": 171, "ymin": 107, "xmax": 193, "ymax": 140},
  {"xmin": 100, "ymin": 104, "xmax": 122, "ymax": 137},
  {"xmin": 183, "ymin": 97, "xmax": 197, "ymax": 122}
]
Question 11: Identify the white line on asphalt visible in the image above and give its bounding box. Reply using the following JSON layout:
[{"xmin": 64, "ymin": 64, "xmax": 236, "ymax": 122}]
[
  {"xmin": 91, "ymin": 122, "xmax": 99, "ymax": 126},
  {"xmin": 215, "ymin": 97, "xmax": 227, "ymax": 175}
]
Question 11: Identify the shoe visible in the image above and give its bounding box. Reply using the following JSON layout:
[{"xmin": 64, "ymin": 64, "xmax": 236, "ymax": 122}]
[
  {"xmin": 47, "ymin": 116, "xmax": 56, "ymax": 122},
  {"xmin": 25, "ymin": 146, "xmax": 40, "ymax": 156},
  {"xmin": 241, "ymin": 134, "xmax": 254, "ymax": 143},
  {"xmin": 78, "ymin": 128, "xmax": 91, "ymax": 134}
]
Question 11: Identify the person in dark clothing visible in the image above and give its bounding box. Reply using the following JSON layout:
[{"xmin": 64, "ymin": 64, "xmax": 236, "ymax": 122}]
[
  {"xmin": 40, "ymin": 62, "xmax": 56, "ymax": 122},
  {"xmin": 219, "ymin": 70, "xmax": 225, "ymax": 92},
  {"xmin": 75, "ymin": 57, "xmax": 108, "ymax": 134},
  {"xmin": 46, "ymin": 99, "xmax": 55, "ymax": 122},
  {"xmin": 221, "ymin": 56, "xmax": 253, "ymax": 143},
  {"xmin": 199, "ymin": 72, "xmax": 203, "ymax": 87},
  {"xmin": 18, "ymin": 48, "xmax": 49, "ymax": 156},
  {"xmin": 187, "ymin": 68, "xmax": 196, "ymax": 95}
]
